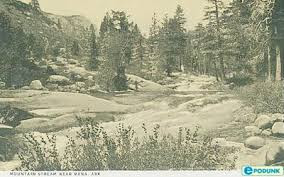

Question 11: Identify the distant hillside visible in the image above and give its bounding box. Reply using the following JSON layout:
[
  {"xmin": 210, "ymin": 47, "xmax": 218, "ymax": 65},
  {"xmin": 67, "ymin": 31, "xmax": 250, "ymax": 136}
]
[{"xmin": 0, "ymin": 0, "xmax": 94, "ymax": 56}]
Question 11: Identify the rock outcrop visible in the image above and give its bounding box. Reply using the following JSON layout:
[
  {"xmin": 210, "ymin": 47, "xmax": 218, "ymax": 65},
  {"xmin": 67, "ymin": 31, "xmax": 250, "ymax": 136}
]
[
  {"xmin": 47, "ymin": 75, "xmax": 71, "ymax": 86},
  {"xmin": 255, "ymin": 115, "xmax": 273, "ymax": 130},
  {"xmin": 272, "ymin": 122, "xmax": 284, "ymax": 137},
  {"xmin": 244, "ymin": 136, "xmax": 265, "ymax": 150},
  {"xmin": 265, "ymin": 142, "xmax": 284, "ymax": 165},
  {"xmin": 29, "ymin": 80, "xmax": 44, "ymax": 90},
  {"xmin": 245, "ymin": 126, "xmax": 261, "ymax": 136}
]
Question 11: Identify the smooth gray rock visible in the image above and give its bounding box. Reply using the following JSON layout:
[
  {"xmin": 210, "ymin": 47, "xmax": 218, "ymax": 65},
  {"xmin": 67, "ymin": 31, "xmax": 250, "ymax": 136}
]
[
  {"xmin": 245, "ymin": 126, "xmax": 261, "ymax": 136},
  {"xmin": 272, "ymin": 114, "xmax": 284, "ymax": 123},
  {"xmin": 265, "ymin": 142, "xmax": 284, "ymax": 165},
  {"xmin": 29, "ymin": 80, "xmax": 44, "ymax": 90},
  {"xmin": 272, "ymin": 122, "xmax": 284, "ymax": 137},
  {"xmin": 245, "ymin": 136, "xmax": 265, "ymax": 150},
  {"xmin": 47, "ymin": 75, "xmax": 70, "ymax": 85},
  {"xmin": 255, "ymin": 115, "xmax": 273, "ymax": 130},
  {"xmin": 261, "ymin": 129, "xmax": 272, "ymax": 136}
]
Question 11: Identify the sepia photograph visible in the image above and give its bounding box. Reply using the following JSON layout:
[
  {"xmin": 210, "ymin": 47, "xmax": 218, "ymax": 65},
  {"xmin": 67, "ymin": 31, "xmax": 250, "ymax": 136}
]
[{"xmin": 0, "ymin": 0, "xmax": 283, "ymax": 176}]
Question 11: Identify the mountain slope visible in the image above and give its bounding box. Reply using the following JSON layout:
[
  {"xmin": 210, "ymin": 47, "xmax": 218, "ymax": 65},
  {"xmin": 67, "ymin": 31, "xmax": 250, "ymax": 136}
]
[{"xmin": 0, "ymin": 0, "xmax": 94, "ymax": 55}]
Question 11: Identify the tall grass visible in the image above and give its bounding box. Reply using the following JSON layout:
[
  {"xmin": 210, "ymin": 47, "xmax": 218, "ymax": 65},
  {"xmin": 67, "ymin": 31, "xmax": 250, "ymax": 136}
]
[
  {"xmin": 236, "ymin": 81, "xmax": 283, "ymax": 114},
  {"xmin": 17, "ymin": 118, "xmax": 237, "ymax": 171}
]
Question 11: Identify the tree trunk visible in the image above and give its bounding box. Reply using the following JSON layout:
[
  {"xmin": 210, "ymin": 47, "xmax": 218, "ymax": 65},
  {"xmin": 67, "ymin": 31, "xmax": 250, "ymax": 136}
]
[
  {"xmin": 213, "ymin": 60, "xmax": 219, "ymax": 81},
  {"xmin": 214, "ymin": 0, "xmax": 225, "ymax": 81},
  {"xmin": 219, "ymin": 57, "xmax": 225, "ymax": 80},
  {"xmin": 179, "ymin": 57, "xmax": 182, "ymax": 72},
  {"xmin": 203, "ymin": 58, "xmax": 207, "ymax": 75},
  {"xmin": 281, "ymin": 42, "xmax": 284, "ymax": 80},
  {"xmin": 267, "ymin": 47, "xmax": 272, "ymax": 81},
  {"xmin": 275, "ymin": 43, "xmax": 282, "ymax": 81}
]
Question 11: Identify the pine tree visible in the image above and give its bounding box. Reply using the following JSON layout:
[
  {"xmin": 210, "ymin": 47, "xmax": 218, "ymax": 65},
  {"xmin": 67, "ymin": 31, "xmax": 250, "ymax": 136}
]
[
  {"xmin": 57, "ymin": 19, "xmax": 62, "ymax": 30},
  {"xmin": 130, "ymin": 24, "xmax": 147, "ymax": 76},
  {"xmin": 147, "ymin": 13, "xmax": 161, "ymax": 78},
  {"xmin": 148, "ymin": 13, "xmax": 160, "ymax": 54},
  {"xmin": 221, "ymin": 0, "xmax": 253, "ymax": 77},
  {"xmin": 188, "ymin": 23, "xmax": 207, "ymax": 74},
  {"xmin": 71, "ymin": 41, "xmax": 80, "ymax": 56},
  {"xmin": 89, "ymin": 24, "xmax": 99, "ymax": 70},
  {"xmin": 173, "ymin": 5, "xmax": 187, "ymax": 71},
  {"xmin": 26, "ymin": 34, "xmax": 45, "ymax": 61},
  {"xmin": 99, "ymin": 12, "xmax": 113, "ymax": 39},
  {"xmin": 158, "ymin": 16, "xmax": 177, "ymax": 76},
  {"xmin": 205, "ymin": 0, "xmax": 226, "ymax": 80},
  {"xmin": 98, "ymin": 11, "xmax": 134, "ymax": 91},
  {"xmin": 0, "ymin": 12, "xmax": 43, "ymax": 87},
  {"xmin": 30, "ymin": 0, "xmax": 41, "ymax": 11}
]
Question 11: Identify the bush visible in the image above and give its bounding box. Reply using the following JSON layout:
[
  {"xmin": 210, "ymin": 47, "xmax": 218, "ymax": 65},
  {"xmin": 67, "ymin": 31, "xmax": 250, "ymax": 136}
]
[
  {"xmin": 236, "ymin": 81, "xmax": 283, "ymax": 114},
  {"xmin": 0, "ymin": 135, "xmax": 18, "ymax": 162},
  {"xmin": 226, "ymin": 74, "xmax": 254, "ymax": 87},
  {"xmin": 17, "ymin": 119, "xmax": 237, "ymax": 171}
]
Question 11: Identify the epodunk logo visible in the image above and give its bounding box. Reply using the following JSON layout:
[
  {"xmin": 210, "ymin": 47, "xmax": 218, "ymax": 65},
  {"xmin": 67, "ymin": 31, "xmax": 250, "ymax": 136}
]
[{"xmin": 242, "ymin": 166, "xmax": 284, "ymax": 176}]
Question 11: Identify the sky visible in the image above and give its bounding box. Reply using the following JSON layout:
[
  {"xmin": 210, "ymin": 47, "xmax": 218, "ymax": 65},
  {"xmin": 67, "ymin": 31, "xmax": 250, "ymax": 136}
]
[{"xmin": 20, "ymin": 0, "xmax": 230, "ymax": 35}]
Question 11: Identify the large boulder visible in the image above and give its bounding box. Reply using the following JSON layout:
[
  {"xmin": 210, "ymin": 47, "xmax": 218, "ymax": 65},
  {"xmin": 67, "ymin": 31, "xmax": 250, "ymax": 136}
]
[
  {"xmin": 87, "ymin": 76, "xmax": 94, "ymax": 81},
  {"xmin": 265, "ymin": 142, "xmax": 284, "ymax": 165},
  {"xmin": 45, "ymin": 83, "xmax": 59, "ymax": 91},
  {"xmin": 233, "ymin": 106, "xmax": 257, "ymax": 123},
  {"xmin": 69, "ymin": 84, "xmax": 77, "ymax": 91},
  {"xmin": 255, "ymin": 115, "xmax": 273, "ymax": 130},
  {"xmin": 244, "ymin": 136, "xmax": 265, "ymax": 150},
  {"xmin": 211, "ymin": 138, "xmax": 244, "ymax": 149},
  {"xmin": 88, "ymin": 85, "xmax": 101, "ymax": 93},
  {"xmin": 127, "ymin": 74, "xmax": 170, "ymax": 92},
  {"xmin": 29, "ymin": 80, "xmax": 44, "ymax": 90},
  {"xmin": 261, "ymin": 129, "xmax": 272, "ymax": 137},
  {"xmin": 73, "ymin": 74, "xmax": 84, "ymax": 82},
  {"xmin": 55, "ymin": 57, "xmax": 67, "ymax": 66},
  {"xmin": 272, "ymin": 122, "xmax": 284, "ymax": 137},
  {"xmin": 75, "ymin": 82, "xmax": 86, "ymax": 88},
  {"xmin": 245, "ymin": 126, "xmax": 261, "ymax": 136},
  {"xmin": 47, "ymin": 75, "xmax": 70, "ymax": 85},
  {"xmin": 21, "ymin": 86, "xmax": 30, "ymax": 90},
  {"xmin": 15, "ymin": 118, "xmax": 50, "ymax": 133},
  {"xmin": 272, "ymin": 114, "xmax": 284, "ymax": 123}
]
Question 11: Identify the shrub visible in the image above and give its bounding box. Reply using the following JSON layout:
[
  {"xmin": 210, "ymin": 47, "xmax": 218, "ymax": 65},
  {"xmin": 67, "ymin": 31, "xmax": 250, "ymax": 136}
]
[
  {"xmin": 236, "ymin": 81, "xmax": 284, "ymax": 114},
  {"xmin": 0, "ymin": 135, "xmax": 18, "ymax": 161},
  {"xmin": 226, "ymin": 74, "xmax": 254, "ymax": 87},
  {"xmin": 17, "ymin": 119, "xmax": 237, "ymax": 171}
]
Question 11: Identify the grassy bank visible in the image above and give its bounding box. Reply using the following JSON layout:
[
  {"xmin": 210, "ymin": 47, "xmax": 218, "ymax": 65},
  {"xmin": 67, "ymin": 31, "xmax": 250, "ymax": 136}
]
[
  {"xmin": 17, "ymin": 119, "xmax": 237, "ymax": 171},
  {"xmin": 236, "ymin": 81, "xmax": 283, "ymax": 114}
]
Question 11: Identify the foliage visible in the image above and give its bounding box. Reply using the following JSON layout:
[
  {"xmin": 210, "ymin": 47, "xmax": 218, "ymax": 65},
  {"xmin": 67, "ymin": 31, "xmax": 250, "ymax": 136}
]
[
  {"xmin": 236, "ymin": 81, "xmax": 284, "ymax": 114},
  {"xmin": 186, "ymin": 0, "xmax": 283, "ymax": 82},
  {"xmin": 226, "ymin": 74, "xmax": 254, "ymax": 87},
  {"xmin": 30, "ymin": 0, "xmax": 41, "ymax": 11},
  {"xmin": 98, "ymin": 11, "xmax": 133, "ymax": 91},
  {"xmin": 0, "ymin": 12, "xmax": 45, "ymax": 87},
  {"xmin": 0, "ymin": 135, "xmax": 18, "ymax": 162},
  {"xmin": 157, "ymin": 6, "xmax": 187, "ymax": 76},
  {"xmin": 17, "ymin": 119, "xmax": 237, "ymax": 170},
  {"xmin": 71, "ymin": 41, "xmax": 80, "ymax": 57},
  {"xmin": 89, "ymin": 24, "xmax": 99, "ymax": 70}
]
